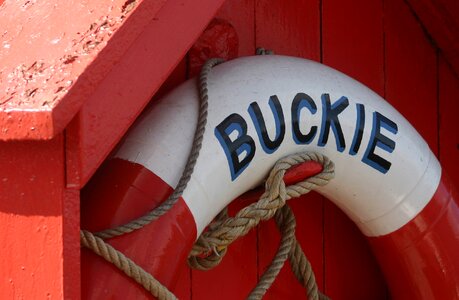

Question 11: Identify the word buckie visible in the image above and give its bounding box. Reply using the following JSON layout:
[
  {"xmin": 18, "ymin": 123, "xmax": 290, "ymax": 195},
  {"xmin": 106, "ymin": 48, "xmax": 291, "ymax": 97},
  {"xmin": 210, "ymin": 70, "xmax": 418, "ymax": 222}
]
[{"xmin": 215, "ymin": 92, "xmax": 398, "ymax": 181}]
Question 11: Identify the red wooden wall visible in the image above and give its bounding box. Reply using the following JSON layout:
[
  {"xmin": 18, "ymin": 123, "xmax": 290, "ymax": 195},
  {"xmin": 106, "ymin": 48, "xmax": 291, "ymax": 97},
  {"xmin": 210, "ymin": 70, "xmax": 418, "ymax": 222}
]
[
  {"xmin": 132, "ymin": 0, "xmax": 459, "ymax": 299},
  {"xmin": 1, "ymin": 0, "xmax": 456, "ymax": 299}
]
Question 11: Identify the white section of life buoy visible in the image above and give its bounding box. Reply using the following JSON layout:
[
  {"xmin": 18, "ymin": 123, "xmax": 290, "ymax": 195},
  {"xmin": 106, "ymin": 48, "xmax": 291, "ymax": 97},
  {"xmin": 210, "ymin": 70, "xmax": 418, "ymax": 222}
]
[{"xmin": 115, "ymin": 55, "xmax": 441, "ymax": 237}]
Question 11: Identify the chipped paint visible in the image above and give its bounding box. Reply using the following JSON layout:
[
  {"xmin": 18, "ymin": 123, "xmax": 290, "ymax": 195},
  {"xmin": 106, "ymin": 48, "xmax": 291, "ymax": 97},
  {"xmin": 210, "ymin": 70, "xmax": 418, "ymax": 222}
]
[
  {"xmin": 0, "ymin": 0, "xmax": 167, "ymax": 140},
  {"xmin": 0, "ymin": 0, "xmax": 139, "ymax": 110}
]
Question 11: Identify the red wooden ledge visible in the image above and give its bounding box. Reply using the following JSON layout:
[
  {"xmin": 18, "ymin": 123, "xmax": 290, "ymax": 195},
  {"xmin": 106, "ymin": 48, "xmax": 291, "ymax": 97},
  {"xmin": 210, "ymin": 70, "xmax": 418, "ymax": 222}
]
[
  {"xmin": 0, "ymin": 0, "xmax": 166, "ymax": 140},
  {"xmin": 66, "ymin": 0, "xmax": 226, "ymax": 188}
]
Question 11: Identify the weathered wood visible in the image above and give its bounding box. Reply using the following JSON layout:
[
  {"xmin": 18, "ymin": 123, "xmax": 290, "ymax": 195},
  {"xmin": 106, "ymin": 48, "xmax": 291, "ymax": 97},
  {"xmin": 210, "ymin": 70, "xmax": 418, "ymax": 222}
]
[{"xmin": 0, "ymin": 0, "xmax": 167, "ymax": 140}]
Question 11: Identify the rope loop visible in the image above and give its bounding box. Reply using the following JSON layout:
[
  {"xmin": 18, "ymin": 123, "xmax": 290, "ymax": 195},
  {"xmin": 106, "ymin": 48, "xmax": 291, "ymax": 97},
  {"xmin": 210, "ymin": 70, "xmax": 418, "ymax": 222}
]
[
  {"xmin": 188, "ymin": 152, "xmax": 334, "ymax": 300},
  {"xmin": 189, "ymin": 152, "xmax": 334, "ymax": 267},
  {"xmin": 81, "ymin": 54, "xmax": 333, "ymax": 300}
]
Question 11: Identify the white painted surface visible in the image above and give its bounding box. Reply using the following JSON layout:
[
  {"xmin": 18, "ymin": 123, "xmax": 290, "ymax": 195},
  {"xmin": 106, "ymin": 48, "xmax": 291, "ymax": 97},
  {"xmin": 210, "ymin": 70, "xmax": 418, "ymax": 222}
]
[{"xmin": 115, "ymin": 56, "xmax": 441, "ymax": 237}]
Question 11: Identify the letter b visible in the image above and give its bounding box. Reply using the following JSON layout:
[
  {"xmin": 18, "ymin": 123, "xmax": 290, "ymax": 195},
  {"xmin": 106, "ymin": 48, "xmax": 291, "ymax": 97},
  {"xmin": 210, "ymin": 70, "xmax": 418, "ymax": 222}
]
[{"xmin": 215, "ymin": 113, "xmax": 256, "ymax": 180}]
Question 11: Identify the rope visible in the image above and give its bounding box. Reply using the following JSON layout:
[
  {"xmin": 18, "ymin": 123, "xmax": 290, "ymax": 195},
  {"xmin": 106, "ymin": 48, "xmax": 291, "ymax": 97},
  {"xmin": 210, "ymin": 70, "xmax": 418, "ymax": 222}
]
[
  {"xmin": 189, "ymin": 152, "xmax": 334, "ymax": 264},
  {"xmin": 188, "ymin": 152, "xmax": 334, "ymax": 300},
  {"xmin": 80, "ymin": 58, "xmax": 224, "ymax": 298},
  {"xmin": 94, "ymin": 58, "xmax": 225, "ymax": 240},
  {"xmin": 80, "ymin": 230, "xmax": 177, "ymax": 300},
  {"xmin": 248, "ymin": 206, "xmax": 296, "ymax": 299},
  {"xmin": 288, "ymin": 236, "xmax": 329, "ymax": 300}
]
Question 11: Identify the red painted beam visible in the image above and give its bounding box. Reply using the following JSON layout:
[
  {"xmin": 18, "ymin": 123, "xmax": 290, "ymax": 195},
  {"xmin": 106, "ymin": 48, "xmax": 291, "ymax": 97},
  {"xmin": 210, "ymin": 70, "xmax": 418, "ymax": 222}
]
[
  {"xmin": 406, "ymin": 0, "xmax": 459, "ymax": 77},
  {"xmin": 0, "ymin": 0, "xmax": 168, "ymax": 140},
  {"xmin": 0, "ymin": 136, "xmax": 80, "ymax": 299},
  {"xmin": 66, "ymin": 0, "xmax": 226, "ymax": 188}
]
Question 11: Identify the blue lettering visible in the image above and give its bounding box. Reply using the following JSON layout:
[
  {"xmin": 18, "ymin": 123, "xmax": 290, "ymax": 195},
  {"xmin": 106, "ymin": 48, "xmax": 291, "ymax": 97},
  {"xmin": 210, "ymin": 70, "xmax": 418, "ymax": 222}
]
[
  {"xmin": 362, "ymin": 111, "xmax": 398, "ymax": 173},
  {"xmin": 214, "ymin": 113, "xmax": 256, "ymax": 180},
  {"xmin": 318, "ymin": 94, "xmax": 349, "ymax": 152},
  {"xmin": 291, "ymin": 92, "xmax": 318, "ymax": 144},
  {"xmin": 248, "ymin": 95, "xmax": 285, "ymax": 154}
]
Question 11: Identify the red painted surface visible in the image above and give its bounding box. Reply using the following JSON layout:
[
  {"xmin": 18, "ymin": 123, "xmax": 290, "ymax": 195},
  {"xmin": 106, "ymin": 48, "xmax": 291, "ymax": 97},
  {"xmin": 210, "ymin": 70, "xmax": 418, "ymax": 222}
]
[
  {"xmin": 322, "ymin": 0, "xmax": 384, "ymax": 94},
  {"xmin": 385, "ymin": 0, "xmax": 438, "ymax": 154},
  {"xmin": 216, "ymin": 0, "xmax": 255, "ymax": 57},
  {"xmin": 188, "ymin": 18, "xmax": 239, "ymax": 78},
  {"xmin": 1, "ymin": 0, "xmax": 458, "ymax": 299},
  {"xmin": 370, "ymin": 173, "xmax": 459, "ymax": 299},
  {"xmin": 81, "ymin": 158, "xmax": 196, "ymax": 299},
  {"xmin": 406, "ymin": 0, "xmax": 459, "ymax": 77},
  {"xmin": 283, "ymin": 161, "xmax": 323, "ymax": 186},
  {"xmin": 255, "ymin": 0, "xmax": 321, "ymax": 61},
  {"xmin": 0, "ymin": 0, "xmax": 168, "ymax": 140},
  {"xmin": 0, "ymin": 135, "xmax": 80, "ymax": 299},
  {"xmin": 439, "ymin": 57, "xmax": 459, "ymax": 187}
]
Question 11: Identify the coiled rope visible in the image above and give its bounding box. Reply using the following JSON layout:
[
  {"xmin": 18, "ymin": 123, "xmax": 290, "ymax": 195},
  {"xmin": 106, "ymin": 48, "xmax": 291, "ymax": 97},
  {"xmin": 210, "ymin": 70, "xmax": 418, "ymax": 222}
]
[
  {"xmin": 81, "ymin": 54, "xmax": 332, "ymax": 300},
  {"xmin": 189, "ymin": 152, "xmax": 333, "ymax": 300}
]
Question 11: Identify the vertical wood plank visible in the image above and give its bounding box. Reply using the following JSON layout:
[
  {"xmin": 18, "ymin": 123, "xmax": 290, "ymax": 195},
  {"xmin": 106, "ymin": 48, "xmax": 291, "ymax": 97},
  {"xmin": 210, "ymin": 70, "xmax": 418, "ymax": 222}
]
[
  {"xmin": 324, "ymin": 203, "xmax": 388, "ymax": 300},
  {"xmin": 385, "ymin": 0, "xmax": 438, "ymax": 153},
  {"xmin": 322, "ymin": 1, "xmax": 388, "ymax": 299},
  {"xmin": 439, "ymin": 58, "xmax": 459, "ymax": 189},
  {"xmin": 217, "ymin": 0, "xmax": 256, "ymax": 56},
  {"xmin": 0, "ymin": 136, "xmax": 78, "ymax": 299},
  {"xmin": 191, "ymin": 1, "xmax": 259, "ymax": 299},
  {"xmin": 255, "ymin": 0, "xmax": 321, "ymax": 61},
  {"xmin": 63, "ymin": 188, "xmax": 81, "ymax": 299},
  {"xmin": 322, "ymin": 0, "xmax": 384, "ymax": 94},
  {"xmin": 255, "ymin": 1, "xmax": 322, "ymax": 298}
]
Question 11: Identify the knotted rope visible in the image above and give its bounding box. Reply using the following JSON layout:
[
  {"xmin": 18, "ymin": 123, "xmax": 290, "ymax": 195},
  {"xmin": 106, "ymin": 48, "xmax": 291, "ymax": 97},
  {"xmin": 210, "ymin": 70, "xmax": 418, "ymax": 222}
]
[
  {"xmin": 81, "ymin": 54, "xmax": 333, "ymax": 300},
  {"xmin": 188, "ymin": 152, "xmax": 333, "ymax": 300}
]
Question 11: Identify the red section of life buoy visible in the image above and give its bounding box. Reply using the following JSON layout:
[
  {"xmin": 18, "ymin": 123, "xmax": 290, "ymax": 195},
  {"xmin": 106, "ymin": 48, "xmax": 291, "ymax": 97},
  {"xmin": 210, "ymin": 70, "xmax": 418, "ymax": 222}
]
[
  {"xmin": 369, "ymin": 173, "xmax": 459, "ymax": 299},
  {"xmin": 82, "ymin": 157, "xmax": 459, "ymax": 299},
  {"xmin": 81, "ymin": 159, "xmax": 196, "ymax": 299}
]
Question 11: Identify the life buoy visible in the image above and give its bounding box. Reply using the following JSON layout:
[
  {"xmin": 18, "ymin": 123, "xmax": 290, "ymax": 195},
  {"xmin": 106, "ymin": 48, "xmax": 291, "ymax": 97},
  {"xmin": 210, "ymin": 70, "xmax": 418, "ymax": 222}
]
[{"xmin": 81, "ymin": 56, "xmax": 459, "ymax": 299}]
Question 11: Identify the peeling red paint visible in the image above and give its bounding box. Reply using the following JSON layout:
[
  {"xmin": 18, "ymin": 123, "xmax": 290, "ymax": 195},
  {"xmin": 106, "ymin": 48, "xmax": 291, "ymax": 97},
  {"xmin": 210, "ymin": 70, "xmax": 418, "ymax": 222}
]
[
  {"xmin": 0, "ymin": 0, "xmax": 167, "ymax": 140},
  {"xmin": 0, "ymin": 0, "xmax": 138, "ymax": 110}
]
